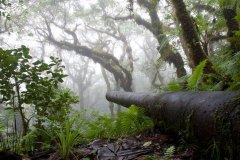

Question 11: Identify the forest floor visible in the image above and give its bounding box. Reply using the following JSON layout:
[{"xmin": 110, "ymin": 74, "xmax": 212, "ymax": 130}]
[
  {"xmin": 72, "ymin": 133, "xmax": 195, "ymax": 160},
  {"xmin": 0, "ymin": 132, "xmax": 195, "ymax": 160},
  {"xmin": 76, "ymin": 133, "xmax": 194, "ymax": 160}
]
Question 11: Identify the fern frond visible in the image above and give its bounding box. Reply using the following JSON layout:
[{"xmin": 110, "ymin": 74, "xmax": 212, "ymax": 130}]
[
  {"xmin": 188, "ymin": 60, "xmax": 207, "ymax": 90},
  {"xmin": 83, "ymin": 106, "xmax": 154, "ymax": 140},
  {"xmin": 165, "ymin": 76, "xmax": 188, "ymax": 92},
  {"xmin": 164, "ymin": 145, "xmax": 175, "ymax": 159},
  {"xmin": 167, "ymin": 81, "xmax": 184, "ymax": 92}
]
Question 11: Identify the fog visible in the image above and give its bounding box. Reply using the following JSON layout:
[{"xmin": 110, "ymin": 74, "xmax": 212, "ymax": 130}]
[{"xmin": 0, "ymin": 0, "xmax": 184, "ymax": 114}]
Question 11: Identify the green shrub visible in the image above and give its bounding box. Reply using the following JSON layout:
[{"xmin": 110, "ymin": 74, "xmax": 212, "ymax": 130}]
[
  {"xmin": 0, "ymin": 46, "xmax": 78, "ymax": 135},
  {"xmin": 84, "ymin": 105, "xmax": 154, "ymax": 140},
  {"xmin": 41, "ymin": 114, "xmax": 82, "ymax": 160}
]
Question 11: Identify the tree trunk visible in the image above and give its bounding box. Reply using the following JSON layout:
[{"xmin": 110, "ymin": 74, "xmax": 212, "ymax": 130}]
[
  {"xmin": 15, "ymin": 78, "xmax": 28, "ymax": 136},
  {"xmin": 101, "ymin": 67, "xmax": 114, "ymax": 116},
  {"xmin": 174, "ymin": 16, "xmax": 193, "ymax": 69},
  {"xmin": 106, "ymin": 91, "xmax": 240, "ymax": 158},
  {"xmin": 171, "ymin": 0, "xmax": 214, "ymax": 73},
  {"xmin": 137, "ymin": 0, "xmax": 186, "ymax": 77},
  {"xmin": 223, "ymin": 8, "xmax": 240, "ymax": 53}
]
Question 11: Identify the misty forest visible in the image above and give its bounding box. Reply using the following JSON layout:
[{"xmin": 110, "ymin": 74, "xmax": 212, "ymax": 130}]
[{"xmin": 0, "ymin": 0, "xmax": 240, "ymax": 159}]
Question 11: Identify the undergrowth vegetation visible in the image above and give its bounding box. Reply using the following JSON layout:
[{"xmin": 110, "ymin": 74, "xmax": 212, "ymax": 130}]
[
  {"xmin": 166, "ymin": 50, "xmax": 240, "ymax": 92},
  {"xmin": 0, "ymin": 47, "xmax": 154, "ymax": 159},
  {"xmin": 0, "ymin": 105, "xmax": 154, "ymax": 159},
  {"xmin": 164, "ymin": 48, "xmax": 240, "ymax": 159},
  {"xmin": 84, "ymin": 105, "xmax": 154, "ymax": 140},
  {"xmin": 0, "ymin": 106, "xmax": 153, "ymax": 159}
]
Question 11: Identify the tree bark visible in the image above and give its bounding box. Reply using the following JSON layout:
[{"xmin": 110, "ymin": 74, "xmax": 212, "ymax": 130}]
[
  {"xmin": 106, "ymin": 91, "xmax": 240, "ymax": 158},
  {"xmin": 101, "ymin": 67, "xmax": 114, "ymax": 116},
  {"xmin": 107, "ymin": 0, "xmax": 187, "ymax": 77},
  {"xmin": 171, "ymin": 0, "xmax": 214, "ymax": 73},
  {"xmin": 86, "ymin": 24, "xmax": 134, "ymax": 73},
  {"xmin": 14, "ymin": 77, "xmax": 28, "ymax": 136},
  {"xmin": 43, "ymin": 28, "xmax": 132, "ymax": 91},
  {"xmin": 223, "ymin": 8, "xmax": 240, "ymax": 53},
  {"xmin": 136, "ymin": 0, "xmax": 186, "ymax": 77}
]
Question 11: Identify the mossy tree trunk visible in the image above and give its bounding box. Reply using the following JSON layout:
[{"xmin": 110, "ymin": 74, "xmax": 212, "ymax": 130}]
[
  {"xmin": 223, "ymin": 8, "xmax": 240, "ymax": 53},
  {"xmin": 136, "ymin": 0, "xmax": 186, "ymax": 77},
  {"xmin": 171, "ymin": 0, "xmax": 215, "ymax": 73},
  {"xmin": 108, "ymin": 0, "xmax": 187, "ymax": 78}
]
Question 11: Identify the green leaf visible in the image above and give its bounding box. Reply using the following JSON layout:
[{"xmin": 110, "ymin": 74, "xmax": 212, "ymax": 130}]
[
  {"xmin": 164, "ymin": 146, "xmax": 175, "ymax": 158},
  {"xmin": 167, "ymin": 81, "xmax": 184, "ymax": 92},
  {"xmin": 188, "ymin": 60, "xmax": 207, "ymax": 90},
  {"xmin": 4, "ymin": 55, "xmax": 18, "ymax": 65},
  {"xmin": 234, "ymin": 31, "xmax": 240, "ymax": 37},
  {"xmin": 21, "ymin": 45, "xmax": 31, "ymax": 58}
]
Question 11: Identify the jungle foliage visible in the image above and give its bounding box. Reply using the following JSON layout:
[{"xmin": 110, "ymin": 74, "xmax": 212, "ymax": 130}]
[
  {"xmin": 166, "ymin": 50, "xmax": 240, "ymax": 92},
  {"xmin": 0, "ymin": 46, "xmax": 154, "ymax": 159},
  {"xmin": 1, "ymin": 0, "xmax": 240, "ymax": 159},
  {"xmin": 0, "ymin": 106, "xmax": 154, "ymax": 159},
  {"xmin": 0, "ymin": 46, "xmax": 79, "ymax": 135},
  {"xmin": 164, "ymin": 0, "xmax": 240, "ymax": 92}
]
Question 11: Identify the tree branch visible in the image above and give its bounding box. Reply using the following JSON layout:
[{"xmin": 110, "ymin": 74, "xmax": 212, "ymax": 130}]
[
  {"xmin": 41, "ymin": 21, "xmax": 132, "ymax": 91},
  {"xmin": 104, "ymin": 14, "xmax": 154, "ymax": 33}
]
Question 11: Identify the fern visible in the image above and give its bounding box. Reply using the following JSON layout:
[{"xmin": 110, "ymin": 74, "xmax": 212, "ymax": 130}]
[
  {"xmin": 58, "ymin": 119, "xmax": 82, "ymax": 160},
  {"xmin": 187, "ymin": 60, "xmax": 207, "ymax": 90},
  {"xmin": 206, "ymin": 140, "xmax": 221, "ymax": 160},
  {"xmin": 20, "ymin": 129, "xmax": 38, "ymax": 152},
  {"xmin": 84, "ymin": 105, "xmax": 154, "ymax": 139},
  {"xmin": 166, "ymin": 76, "xmax": 188, "ymax": 92},
  {"xmin": 166, "ymin": 80, "xmax": 184, "ymax": 92},
  {"xmin": 164, "ymin": 146, "xmax": 175, "ymax": 159},
  {"xmin": 84, "ymin": 115, "xmax": 113, "ymax": 140},
  {"xmin": 114, "ymin": 105, "xmax": 154, "ymax": 137},
  {"xmin": 40, "ymin": 115, "xmax": 82, "ymax": 160},
  {"xmin": 212, "ymin": 50, "xmax": 240, "ymax": 90}
]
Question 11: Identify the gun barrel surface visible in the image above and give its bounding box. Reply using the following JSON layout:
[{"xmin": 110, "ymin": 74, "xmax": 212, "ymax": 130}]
[{"xmin": 106, "ymin": 91, "xmax": 240, "ymax": 154}]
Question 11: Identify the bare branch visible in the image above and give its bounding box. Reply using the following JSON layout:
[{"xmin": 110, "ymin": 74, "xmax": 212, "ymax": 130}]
[
  {"xmin": 105, "ymin": 14, "xmax": 153, "ymax": 33},
  {"xmin": 41, "ymin": 20, "xmax": 132, "ymax": 91}
]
